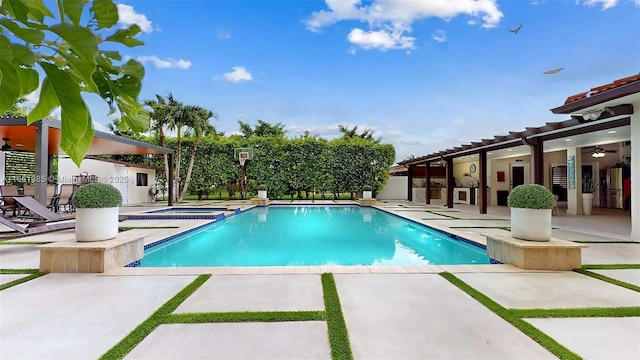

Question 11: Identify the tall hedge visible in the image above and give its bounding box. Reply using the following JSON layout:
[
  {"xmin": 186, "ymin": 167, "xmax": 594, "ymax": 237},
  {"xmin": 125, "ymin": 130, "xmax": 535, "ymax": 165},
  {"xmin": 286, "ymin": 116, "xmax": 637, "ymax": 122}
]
[{"xmin": 159, "ymin": 135, "xmax": 395, "ymax": 200}]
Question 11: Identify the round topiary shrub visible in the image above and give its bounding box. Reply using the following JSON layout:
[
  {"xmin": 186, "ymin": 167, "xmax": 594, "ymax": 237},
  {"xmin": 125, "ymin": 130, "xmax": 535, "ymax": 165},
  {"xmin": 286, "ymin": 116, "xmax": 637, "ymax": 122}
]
[
  {"xmin": 507, "ymin": 184, "xmax": 555, "ymax": 209},
  {"xmin": 73, "ymin": 182, "xmax": 123, "ymax": 209},
  {"xmin": 362, "ymin": 185, "xmax": 372, "ymax": 192},
  {"xmin": 257, "ymin": 184, "xmax": 267, "ymax": 191}
]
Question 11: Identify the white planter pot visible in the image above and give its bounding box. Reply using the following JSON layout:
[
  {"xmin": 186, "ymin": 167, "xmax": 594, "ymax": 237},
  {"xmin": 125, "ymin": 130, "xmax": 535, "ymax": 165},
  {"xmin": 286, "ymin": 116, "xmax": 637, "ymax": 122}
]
[
  {"xmin": 75, "ymin": 207, "xmax": 119, "ymax": 242},
  {"xmin": 510, "ymin": 207, "xmax": 552, "ymax": 242},
  {"xmin": 258, "ymin": 190, "xmax": 268, "ymax": 199},
  {"xmin": 363, "ymin": 190, "xmax": 372, "ymax": 199},
  {"xmin": 582, "ymin": 193, "xmax": 594, "ymax": 215}
]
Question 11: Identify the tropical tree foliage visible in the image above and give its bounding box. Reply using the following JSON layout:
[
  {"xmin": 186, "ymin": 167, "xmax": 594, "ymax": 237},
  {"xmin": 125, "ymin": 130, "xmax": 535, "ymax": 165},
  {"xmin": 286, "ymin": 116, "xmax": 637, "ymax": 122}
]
[{"xmin": 0, "ymin": 0, "xmax": 149, "ymax": 166}]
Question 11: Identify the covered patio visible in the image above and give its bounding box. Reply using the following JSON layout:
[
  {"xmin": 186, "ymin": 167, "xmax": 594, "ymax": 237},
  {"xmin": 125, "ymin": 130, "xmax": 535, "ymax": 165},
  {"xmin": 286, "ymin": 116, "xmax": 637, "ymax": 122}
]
[
  {"xmin": 399, "ymin": 74, "xmax": 639, "ymax": 241},
  {"xmin": 0, "ymin": 116, "xmax": 174, "ymax": 206}
]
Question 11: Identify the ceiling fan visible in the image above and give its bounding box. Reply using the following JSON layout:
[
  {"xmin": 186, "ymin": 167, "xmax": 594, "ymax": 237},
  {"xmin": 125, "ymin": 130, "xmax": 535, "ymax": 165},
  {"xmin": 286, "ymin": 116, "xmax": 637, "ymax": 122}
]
[{"xmin": 582, "ymin": 146, "xmax": 617, "ymax": 158}]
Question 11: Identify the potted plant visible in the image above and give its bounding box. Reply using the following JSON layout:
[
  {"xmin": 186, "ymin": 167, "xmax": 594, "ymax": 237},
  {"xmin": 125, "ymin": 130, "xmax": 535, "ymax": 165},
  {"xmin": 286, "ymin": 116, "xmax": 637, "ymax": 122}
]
[
  {"xmin": 581, "ymin": 174, "xmax": 599, "ymax": 215},
  {"xmin": 508, "ymin": 184, "xmax": 555, "ymax": 241},
  {"xmin": 257, "ymin": 184, "xmax": 268, "ymax": 199},
  {"xmin": 362, "ymin": 185, "xmax": 373, "ymax": 199},
  {"xmin": 72, "ymin": 182, "xmax": 123, "ymax": 242}
]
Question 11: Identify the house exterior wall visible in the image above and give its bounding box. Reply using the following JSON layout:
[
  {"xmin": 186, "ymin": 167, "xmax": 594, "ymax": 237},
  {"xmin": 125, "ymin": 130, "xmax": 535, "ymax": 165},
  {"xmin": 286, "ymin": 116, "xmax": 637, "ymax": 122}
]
[
  {"xmin": 126, "ymin": 167, "xmax": 155, "ymax": 204},
  {"xmin": 58, "ymin": 158, "xmax": 116, "ymax": 184},
  {"xmin": 58, "ymin": 158, "xmax": 156, "ymax": 205},
  {"xmin": 631, "ymin": 101, "xmax": 639, "ymax": 241}
]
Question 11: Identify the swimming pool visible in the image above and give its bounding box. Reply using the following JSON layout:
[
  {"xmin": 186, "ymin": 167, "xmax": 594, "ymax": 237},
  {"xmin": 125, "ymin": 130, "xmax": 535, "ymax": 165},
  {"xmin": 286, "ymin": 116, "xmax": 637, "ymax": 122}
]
[{"xmin": 138, "ymin": 206, "xmax": 490, "ymax": 267}]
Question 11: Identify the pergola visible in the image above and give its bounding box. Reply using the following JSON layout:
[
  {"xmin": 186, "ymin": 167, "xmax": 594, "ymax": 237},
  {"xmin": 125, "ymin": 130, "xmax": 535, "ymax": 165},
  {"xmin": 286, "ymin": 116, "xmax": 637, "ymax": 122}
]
[{"xmin": 0, "ymin": 116, "xmax": 174, "ymax": 206}]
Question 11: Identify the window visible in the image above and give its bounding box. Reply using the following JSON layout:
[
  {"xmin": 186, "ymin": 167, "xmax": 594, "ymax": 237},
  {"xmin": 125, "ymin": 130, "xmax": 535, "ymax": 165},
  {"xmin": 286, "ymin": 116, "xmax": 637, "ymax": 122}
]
[{"xmin": 136, "ymin": 173, "xmax": 148, "ymax": 186}]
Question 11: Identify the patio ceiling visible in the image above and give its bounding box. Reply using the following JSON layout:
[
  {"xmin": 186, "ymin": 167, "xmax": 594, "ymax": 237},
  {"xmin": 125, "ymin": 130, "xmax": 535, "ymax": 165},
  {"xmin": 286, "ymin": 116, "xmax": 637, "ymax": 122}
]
[{"xmin": 0, "ymin": 116, "xmax": 171, "ymax": 155}]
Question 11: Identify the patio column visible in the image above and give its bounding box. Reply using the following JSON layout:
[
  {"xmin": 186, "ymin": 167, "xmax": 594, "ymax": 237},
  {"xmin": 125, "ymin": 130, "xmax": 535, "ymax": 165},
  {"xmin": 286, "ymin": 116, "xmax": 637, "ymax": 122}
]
[
  {"xmin": 34, "ymin": 121, "xmax": 49, "ymax": 206},
  {"xmin": 167, "ymin": 153, "xmax": 174, "ymax": 206},
  {"xmin": 478, "ymin": 150, "xmax": 487, "ymax": 214},
  {"xmin": 565, "ymin": 146, "xmax": 582, "ymax": 215},
  {"xmin": 445, "ymin": 157, "xmax": 454, "ymax": 208},
  {"xmin": 523, "ymin": 137, "xmax": 544, "ymax": 185},
  {"xmin": 425, "ymin": 162, "xmax": 431, "ymax": 204},
  {"xmin": 630, "ymin": 104, "xmax": 639, "ymax": 241},
  {"xmin": 407, "ymin": 164, "xmax": 414, "ymax": 202}
]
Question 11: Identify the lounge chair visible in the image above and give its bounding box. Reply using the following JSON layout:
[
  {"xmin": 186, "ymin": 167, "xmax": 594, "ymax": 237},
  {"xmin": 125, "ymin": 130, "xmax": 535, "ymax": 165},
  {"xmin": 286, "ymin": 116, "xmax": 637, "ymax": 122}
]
[
  {"xmin": 0, "ymin": 185, "xmax": 20, "ymax": 217},
  {"xmin": 0, "ymin": 216, "xmax": 74, "ymax": 238},
  {"xmin": 12, "ymin": 197, "xmax": 74, "ymax": 227},
  {"xmin": 46, "ymin": 184, "xmax": 60, "ymax": 213}
]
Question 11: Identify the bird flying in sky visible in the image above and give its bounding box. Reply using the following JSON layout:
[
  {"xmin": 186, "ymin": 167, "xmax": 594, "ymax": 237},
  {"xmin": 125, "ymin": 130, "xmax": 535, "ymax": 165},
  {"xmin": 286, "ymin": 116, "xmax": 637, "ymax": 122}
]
[
  {"xmin": 544, "ymin": 68, "xmax": 564, "ymax": 74},
  {"xmin": 509, "ymin": 24, "xmax": 523, "ymax": 34}
]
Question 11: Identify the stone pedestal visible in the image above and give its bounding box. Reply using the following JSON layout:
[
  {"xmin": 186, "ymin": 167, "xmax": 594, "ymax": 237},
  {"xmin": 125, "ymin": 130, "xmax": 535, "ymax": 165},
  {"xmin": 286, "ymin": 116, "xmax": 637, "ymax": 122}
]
[
  {"xmin": 486, "ymin": 233, "xmax": 586, "ymax": 270},
  {"xmin": 251, "ymin": 198, "xmax": 269, "ymax": 207},
  {"xmin": 39, "ymin": 234, "xmax": 145, "ymax": 273},
  {"xmin": 358, "ymin": 198, "xmax": 377, "ymax": 206}
]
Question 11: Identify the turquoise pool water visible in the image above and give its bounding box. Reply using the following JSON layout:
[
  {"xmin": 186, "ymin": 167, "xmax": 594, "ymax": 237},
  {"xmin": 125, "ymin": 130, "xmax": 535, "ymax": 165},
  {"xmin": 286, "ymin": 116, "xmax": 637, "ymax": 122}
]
[{"xmin": 139, "ymin": 206, "xmax": 490, "ymax": 267}]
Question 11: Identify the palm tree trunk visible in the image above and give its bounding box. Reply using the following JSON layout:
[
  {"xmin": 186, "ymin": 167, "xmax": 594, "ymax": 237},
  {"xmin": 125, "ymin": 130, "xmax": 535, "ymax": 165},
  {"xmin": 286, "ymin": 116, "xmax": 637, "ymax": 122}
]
[
  {"xmin": 159, "ymin": 129, "xmax": 170, "ymax": 197},
  {"xmin": 179, "ymin": 140, "xmax": 199, "ymax": 201},
  {"xmin": 175, "ymin": 125, "xmax": 182, "ymax": 202}
]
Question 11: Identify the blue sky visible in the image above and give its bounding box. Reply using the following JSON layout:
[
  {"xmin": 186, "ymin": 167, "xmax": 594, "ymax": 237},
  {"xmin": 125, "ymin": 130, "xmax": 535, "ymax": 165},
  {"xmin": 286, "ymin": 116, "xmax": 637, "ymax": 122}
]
[{"xmin": 40, "ymin": 0, "xmax": 640, "ymax": 162}]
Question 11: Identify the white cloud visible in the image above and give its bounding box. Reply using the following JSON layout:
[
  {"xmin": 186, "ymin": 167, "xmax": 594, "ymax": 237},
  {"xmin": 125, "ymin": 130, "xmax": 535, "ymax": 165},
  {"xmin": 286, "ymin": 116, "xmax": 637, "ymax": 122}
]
[
  {"xmin": 137, "ymin": 55, "xmax": 192, "ymax": 69},
  {"xmin": 635, "ymin": 0, "xmax": 640, "ymax": 6},
  {"xmin": 348, "ymin": 27, "xmax": 415, "ymax": 50},
  {"xmin": 117, "ymin": 3, "xmax": 153, "ymax": 33},
  {"xmin": 304, "ymin": 0, "xmax": 503, "ymax": 51},
  {"xmin": 579, "ymin": 0, "xmax": 618, "ymax": 9},
  {"xmin": 432, "ymin": 30, "xmax": 447, "ymax": 43},
  {"xmin": 222, "ymin": 66, "xmax": 253, "ymax": 82}
]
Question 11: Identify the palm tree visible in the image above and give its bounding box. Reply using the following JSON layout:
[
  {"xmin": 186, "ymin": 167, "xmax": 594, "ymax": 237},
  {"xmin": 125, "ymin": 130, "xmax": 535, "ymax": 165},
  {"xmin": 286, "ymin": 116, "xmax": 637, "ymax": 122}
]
[
  {"xmin": 144, "ymin": 94, "xmax": 172, "ymax": 195},
  {"xmin": 180, "ymin": 106, "xmax": 217, "ymax": 201}
]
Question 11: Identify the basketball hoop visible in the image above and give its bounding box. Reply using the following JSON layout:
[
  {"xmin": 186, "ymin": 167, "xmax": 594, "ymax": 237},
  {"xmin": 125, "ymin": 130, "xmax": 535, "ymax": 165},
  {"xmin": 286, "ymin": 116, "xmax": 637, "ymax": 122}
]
[{"xmin": 234, "ymin": 148, "xmax": 253, "ymax": 167}]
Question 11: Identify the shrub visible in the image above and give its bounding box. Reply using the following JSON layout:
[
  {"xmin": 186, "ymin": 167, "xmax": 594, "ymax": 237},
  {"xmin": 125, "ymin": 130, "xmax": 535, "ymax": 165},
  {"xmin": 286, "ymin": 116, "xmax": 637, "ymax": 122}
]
[
  {"xmin": 257, "ymin": 184, "xmax": 267, "ymax": 191},
  {"xmin": 507, "ymin": 184, "xmax": 555, "ymax": 209},
  {"xmin": 72, "ymin": 182, "xmax": 123, "ymax": 208},
  {"xmin": 362, "ymin": 185, "xmax": 372, "ymax": 191}
]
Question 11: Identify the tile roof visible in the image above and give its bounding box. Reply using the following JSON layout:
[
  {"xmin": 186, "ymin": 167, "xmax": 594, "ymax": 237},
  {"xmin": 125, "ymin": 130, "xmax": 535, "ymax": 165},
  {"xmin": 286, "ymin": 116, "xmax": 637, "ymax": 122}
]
[{"xmin": 564, "ymin": 73, "xmax": 640, "ymax": 104}]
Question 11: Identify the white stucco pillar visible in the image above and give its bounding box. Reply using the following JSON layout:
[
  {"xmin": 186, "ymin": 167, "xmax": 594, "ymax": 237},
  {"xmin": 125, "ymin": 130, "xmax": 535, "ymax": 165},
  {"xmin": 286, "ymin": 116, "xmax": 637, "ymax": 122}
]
[
  {"xmin": 566, "ymin": 146, "xmax": 582, "ymax": 215},
  {"xmin": 0, "ymin": 151, "xmax": 5, "ymax": 185},
  {"xmin": 630, "ymin": 103, "xmax": 639, "ymax": 241}
]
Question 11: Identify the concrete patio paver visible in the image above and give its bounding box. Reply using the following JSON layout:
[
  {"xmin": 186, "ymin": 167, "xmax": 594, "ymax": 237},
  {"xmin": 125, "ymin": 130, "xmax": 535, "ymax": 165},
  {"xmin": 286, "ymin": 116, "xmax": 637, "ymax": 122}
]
[
  {"xmin": 126, "ymin": 322, "xmax": 331, "ymax": 359},
  {"xmin": 456, "ymin": 272, "xmax": 640, "ymax": 309},
  {"xmin": 334, "ymin": 273, "xmax": 556, "ymax": 359},
  {"xmin": 175, "ymin": 274, "xmax": 325, "ymax": 313},
  {"xmin": 582, "ymin": 243, "xmax": 640, "ymax": 264},
  {"xmin": 526, "ymin": 317, "xmax": 640, "ymax": 360},
  {"xmin": 590, "ymin": 269, "xmax": 640, "ymax": 287},
  {"xmin": 0, "ymin": 244, "xmax": 41, "ymax": 269},
  {"xmin": 0, "ymin": 273, "xmax": 30, "ymax": 286},
  {"xmin": 0, "ymin": 273, "xmax": 196, "ymax": 359}
]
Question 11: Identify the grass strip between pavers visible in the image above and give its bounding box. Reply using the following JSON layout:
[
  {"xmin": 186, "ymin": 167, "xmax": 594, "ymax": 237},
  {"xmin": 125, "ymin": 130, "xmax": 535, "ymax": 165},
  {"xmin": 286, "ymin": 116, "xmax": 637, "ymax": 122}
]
[
  {"xmin": 574, "ymin": 269, "xmax": 640, "ymax": 292},
  {"xmin": 511, "ymin": 307, "xmax": 640, "ymax": 318},
  {"xmin": 440, "ymin": 272, "xmax": 582, "ymax": 360},
  {"xmin": 99, "ymin": 274, "xmax": 211, "ymax": 360},
  {"xmin": 162, "ymin": 310, "xmax": 325, "ymax": 323},
  {"xmin": 582, "ymin": 264, "xmax": 640, "ymax": 269},
  {"xmin": 322, "ymin": 273, "xmax": 354, "ymax": 360},
  {"xmin": 0, "ymin": 270, "xmax": 46, "ymax": 291}
]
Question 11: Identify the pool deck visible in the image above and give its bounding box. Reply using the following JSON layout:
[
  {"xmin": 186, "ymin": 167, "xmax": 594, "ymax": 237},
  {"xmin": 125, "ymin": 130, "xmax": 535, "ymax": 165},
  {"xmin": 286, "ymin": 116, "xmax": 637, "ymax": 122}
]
[{"xmin": 1, "ymin": 200, "xmax": 639, "ymax": 359}]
